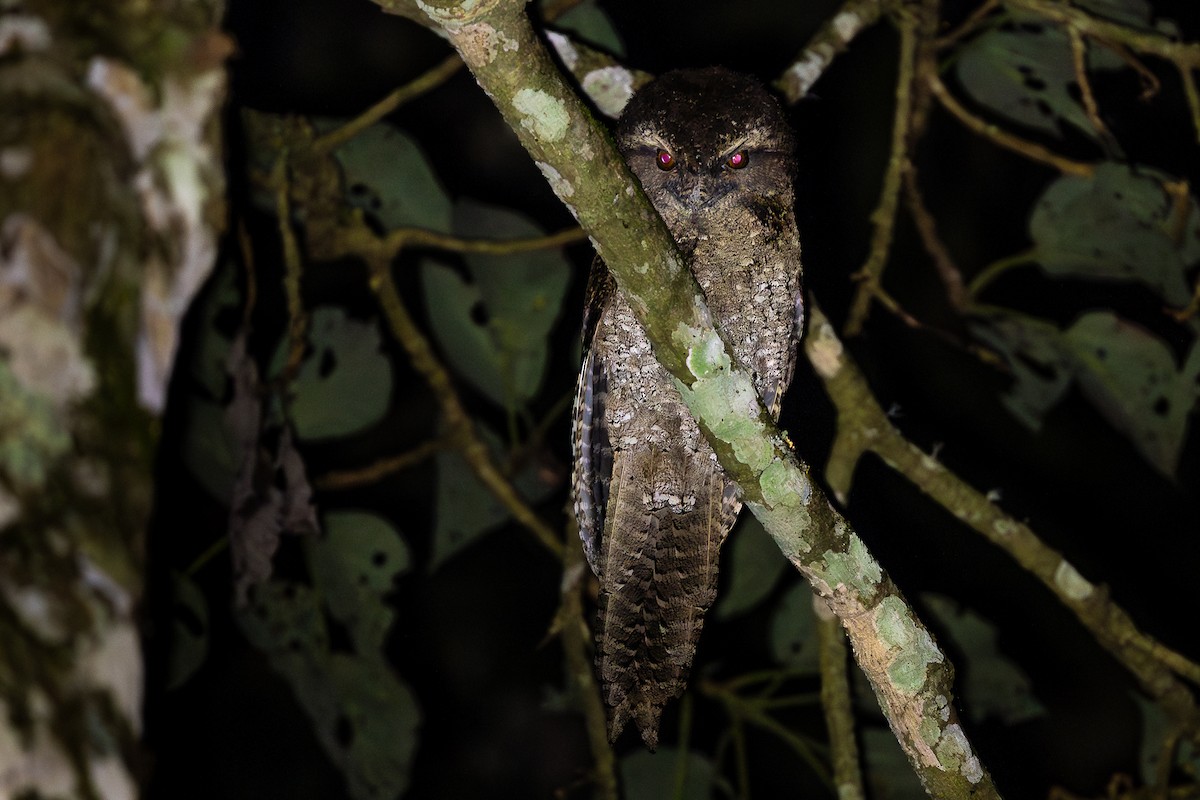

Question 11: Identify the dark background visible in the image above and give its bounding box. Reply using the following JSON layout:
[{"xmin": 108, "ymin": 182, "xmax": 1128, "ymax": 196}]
[{"xmin": 146, "ymin": 1, "xmax": 1200, "ymax": 798}]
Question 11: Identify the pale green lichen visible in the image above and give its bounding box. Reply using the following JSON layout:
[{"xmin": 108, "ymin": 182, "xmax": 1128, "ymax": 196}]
[
  {"xmin": 677, "ymin": 324, "xmax": 730, "ymax": 379},
  {"xmin": 1054, "ymin": 560, "xmax": 1093, "ymax": 601},
  {"xmin": 682, "ymin": 370, "xmax": 774, "ymax": 473},
  {"xmin": 512, "ymin": 88, "xmax": 569, "ymax": 142},
  {"xmin": 759, "ymin": 459, "xmax": 811, "ymax": 508},
  {"xmin": 874, "ymin": 596, "xmax": 943, "ymax": 696},
  {"xmin": 821, "ymin": 534, "xmax": 882, "ymax": 596}
]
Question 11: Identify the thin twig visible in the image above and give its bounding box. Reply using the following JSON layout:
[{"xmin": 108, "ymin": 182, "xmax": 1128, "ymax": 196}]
[
  {"xmin": 934, "ymin": 0, "xmax": 1001, "ymax": 50},
  {"xmin": 559, "ymin": 530, "xmax": 619, "ymax": 800},
  {"xmin": 815, "ymin": 597, "xmax": 866, "ymax": 800},
  {"xmin": 272, "ymin": 154, "xmax": 310, "ymax": 382},
  {"xmin": 366, "ymin": 253, "xmax": 563, "ymax": 557},
  {"xmin": 844, "ymin": 9, "xmax": 920, "ymax": 336},
  {"xmin": 928, "ymin": 71, "xmax": 1096, "ymax": 177},
  {"xmin": 314, "ymin": 54, "xmax": 463, "ymax": 154},
  {"xmin": 1068, "ymin": 27, "xmax": 1110, "ymax": 140},
  {"xmin": 382, "ymin": 224, "xmax": 587, "ymax": 260},
  {"xmin": 901, "ymin": 163, "xmax": 968, "ymax": 310},
  {"xmin": 775, "ymin": 0, "xmax": 887, "ymax": 103},
  {"xmin": 700, "ymin": 679, "xmax": 834, "ymax": 788},
  {"xmin": 806, "ymin": 300, "xmax": 1200, "ymax": 740},
  {"xmin": 1005, "ymin": 0, "xmax": 1200, "ymax": 66},
  {"xmin": 315, "ymin": 438, "xmax": 447, "ymax": 490},
  {"xmin": 1180, "ymin": 64, "xmax": 1200, "ymax": 145}
]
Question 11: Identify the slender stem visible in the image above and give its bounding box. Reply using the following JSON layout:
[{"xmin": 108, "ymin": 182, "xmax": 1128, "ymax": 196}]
[
  {"xmin": 965, "ymin": 249, "xmax": 1037, "ymax": 300},
  {"xmin": 775, "ymin": 0, "xmax": 887, "ymax": 104},
  {"xmin": 806, "ymin": 300, "xmax": 1200, "ymax": 741},
  {"xmin": 1004, "ymin": 0, "xmax": 1200, "ymax": 66},
  {"xmin": 844, "ymin": 9, "xmax": 920, "ymax": 336},
  {"xmin": 367, "ymin": 253, "xmax": 563, "ymax": 557},
  {"xmin": 315, "ymin": 438, "xmax": 447, "ymax": 490},
  {"xmin": 816, "ymin": 598, "xmax": 866, "ymax": 800},
  {"xmin": 314, "ymin": 54, "xmax": 463, "ymax": 154},
  {"xmin": 928, "ymin": 72, "xmax": 1096, "ymax": 177},
  {"xmin": 672, "ymin": 694, "xmax": 694, "ymax": 799},
  {"xmin": 382, "ymin": 224, "xmax": 588, "ymax": 260},
  {"xmin": 1068, "ymin": 27, "xmax": 1109, "ymax": 138},
  {"xmin": 902, "ymin": 163, "xmax": 968, "ymax": 309},
  {"xmin": 560, "ymin": 530, "xmax": 619, "ymax": 800},
  {"xmin": 272, "ymin": 154, "xmax": 310, "ymax": 382}
]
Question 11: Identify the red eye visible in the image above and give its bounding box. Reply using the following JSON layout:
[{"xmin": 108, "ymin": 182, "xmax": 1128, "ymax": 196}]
[
  {"xmin": 656, "ymin": 150, "xmax": 676, "ymax": 171},
  {"xmin": 727, "ymin": 151, "xmax": 749, "ymax": 169}
]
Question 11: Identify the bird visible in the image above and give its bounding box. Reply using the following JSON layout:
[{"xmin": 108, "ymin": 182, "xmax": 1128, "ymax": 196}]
[{"xmin": 571, "ymin": 66, "xmax": 804, "ymax": 749}]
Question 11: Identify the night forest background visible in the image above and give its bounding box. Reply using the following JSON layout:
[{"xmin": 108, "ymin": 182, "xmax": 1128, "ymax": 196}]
[{"xmin": 140, "ymin": 0, "xmax": 1200, "ymax": 798}]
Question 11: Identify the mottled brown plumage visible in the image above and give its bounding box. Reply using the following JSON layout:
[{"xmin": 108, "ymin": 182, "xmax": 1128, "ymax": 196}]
[{"xmin": 572, "ymin": 67, "xmax": 803, "ymax": 748}]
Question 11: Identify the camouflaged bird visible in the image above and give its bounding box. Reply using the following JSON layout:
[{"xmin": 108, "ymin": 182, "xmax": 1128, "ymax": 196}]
[{"xmin": 572, "ymin": 67, "xmax": 803, "ymax": 748}]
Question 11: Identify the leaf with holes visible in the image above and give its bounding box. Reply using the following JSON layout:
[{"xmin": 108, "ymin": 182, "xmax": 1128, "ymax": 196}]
[
  {"xmin": 238, "ymin": 581, "xmax": 421, "ymax": 800},
  {"xmin": 333, "ymin": 121, "xmax": 451, "ymax": 232},
  {"xmin": 310, "ymin": 511, "xmax": 410, "ymax": 644},
  {"xmin": 1064, "ymin": 311, "xmax": 1198, "ymax": 476},
  {"xmin": 967, "ymin": 307, "xmax": 1073, "ymax": 430},
  {"xmin": 768, "ymin": 580, "xmax": 819, "ymax": 672},
  {"xmin": 421, "ymin": 200, "xmax": 570, "ymax": 410},
  {"xmin": 922, "ymin": 594, "xmax": 1045, "ymax": 725},
  {"xmin": 955, "ymin": 21, "xmax": 1119, "ymax": 141},
  {"xmin": 284, "ymin": 307, "xmax": 393, "ymax": 440},
  {"xmin": 1030, "ymin": 164, "xmax": 1200, "ymax": 306},
  {"xmin": 431, "ymin": 422, "xmax": 558, "ymax": 570},
  {"xmin": 715, "ymin": 514, "xmax": 787, "ymax": 620}
]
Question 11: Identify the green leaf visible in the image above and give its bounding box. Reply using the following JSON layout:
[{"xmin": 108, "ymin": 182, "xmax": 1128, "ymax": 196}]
[
  {"xmin": 969, "ymin": 306, "xmax": 1199, "ymax": 476},
  {"xmin": 332, "ymin": 122, "xmax": 451, "ymax": 232},
  {"xmin": 421, "ymin": 199, "xmax": 571, "ymax": 409},
  {"xmin": 550, "ymin": 0, "xmax": 626, "ymax": 56},
  {"xmin": 286, "ymin": 307, "xmax": 393, "ymax": 441},
  {"xmin": 921, "ymin": 594, "xmax": 1045, "ymax": 725},
  {"xmin": 714, "ymin": 514, "xmax": 787, "ymax": 620},
  {"xmin": 310, "ymin": 511, "xmax": 411, "ymax": 643},
  {"xmin": 768, "ymin": 580, "xmax": 819, "ymax": 672},
  {"xmin": 955, "ymin": 21, "xmax": 1120, "ymax": 141},
  {"xmin": 1030, "ymin": 164, "xmax": 1200, "ymax": 305},
  {"xmin": 166, "ymin": 570, "xmax": 209, "ymax": 691},
  {"xmin": 430, "ymin": 422, "xmax": 557, "ymax": 569},
  {"xmin": 1064, "ymin": 311, "xmax": 1198, "ymax": 476},
  {"xmin": 967, "ymin": 308, "xmax": 1072, "ymax": 430},
  {"xmin": 180, "ymin": 396, "xmax": 239, "ymax": 503},
  {"xmin": 620, "ymin": 748, "xmax": 716, "ymax": 800},
  {"xmin": 239, "ymin": 575, "xmax": 421, "ymax": 800}
]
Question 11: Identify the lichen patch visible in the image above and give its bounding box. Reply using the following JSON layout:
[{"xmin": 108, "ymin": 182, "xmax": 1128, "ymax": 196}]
[{"xmin": 512, "ymin": 88, "xmax": 570, "ymax": 142}]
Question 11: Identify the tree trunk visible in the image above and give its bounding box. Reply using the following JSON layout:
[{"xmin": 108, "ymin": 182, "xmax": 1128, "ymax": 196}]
[{"xmin": 0, "ymin": 3, "xmax": 228, "ymax": 796}]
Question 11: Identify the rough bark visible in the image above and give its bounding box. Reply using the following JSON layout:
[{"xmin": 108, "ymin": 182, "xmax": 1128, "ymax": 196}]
[{"xmin": 0, "ymin": 3, "xmax": 229, "ymax": 796}]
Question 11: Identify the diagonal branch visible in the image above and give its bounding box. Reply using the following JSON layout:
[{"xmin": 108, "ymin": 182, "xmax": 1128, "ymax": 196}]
[
  {"xmin": 389, "ymin": 0, "xmax": 1003, "ymax": 793},
  {"xmin": 804, "ymin": 300, "xmax": 1200, "ymax": 741}
]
